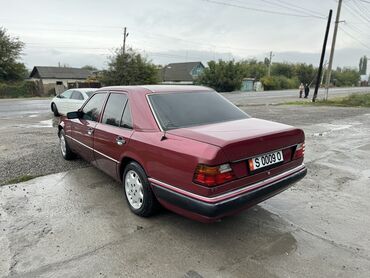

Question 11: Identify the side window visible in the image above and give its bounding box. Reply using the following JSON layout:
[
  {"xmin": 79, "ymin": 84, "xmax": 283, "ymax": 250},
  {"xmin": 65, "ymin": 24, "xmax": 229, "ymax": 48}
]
[
  {"xmin": 121, "ymin": 102, "xmax": 132, "ymax": 129},
  {"xmin": 60, "ymin": 90, "xmax": 72, "ymax": 99},
  {"xmin": 71, "ymin": 91, "xmax": 84, "ymax": 100},
  {"xmin": 102, "ymin": 94, "xmax": 128, "ymax": 127},
  {"xmin": 82, "ymin": 93, "xmax": 106, "ymax": 122}
]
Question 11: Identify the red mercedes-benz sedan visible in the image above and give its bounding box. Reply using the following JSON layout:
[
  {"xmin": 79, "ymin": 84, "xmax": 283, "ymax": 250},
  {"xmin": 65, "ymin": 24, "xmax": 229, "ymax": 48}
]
[{"xmin": 58, "ymin": 85, "xmax": 306, "ymax": 223}]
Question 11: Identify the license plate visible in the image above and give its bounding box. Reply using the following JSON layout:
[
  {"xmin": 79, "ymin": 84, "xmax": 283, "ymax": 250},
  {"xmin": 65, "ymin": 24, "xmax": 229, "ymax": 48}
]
[{"xmin": 249, "ymin": 150, "xmax": 283, "ymax": 171}]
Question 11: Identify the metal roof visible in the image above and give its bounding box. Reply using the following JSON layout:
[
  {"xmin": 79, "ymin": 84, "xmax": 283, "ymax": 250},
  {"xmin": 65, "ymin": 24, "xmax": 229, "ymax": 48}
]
[{"xmin": 29, "ymin": 66, "xmax": 91, "ymax": 79}]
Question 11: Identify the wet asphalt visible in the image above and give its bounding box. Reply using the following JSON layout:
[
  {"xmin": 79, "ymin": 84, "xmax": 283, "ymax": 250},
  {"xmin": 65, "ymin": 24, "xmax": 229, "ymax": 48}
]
[{"xmin": 1, "ymin": 92, "xmax": 370, "ymax": 277}]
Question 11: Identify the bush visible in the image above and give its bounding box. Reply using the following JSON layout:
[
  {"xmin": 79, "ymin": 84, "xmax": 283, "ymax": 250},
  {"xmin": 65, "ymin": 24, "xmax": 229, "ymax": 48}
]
[
  {"xmin": 260, "ymin": 76, "xmax": 299, "ymax": 90},
  {"xmin": 0, "ymin": 81, "xmax": 39, "ymax": 98},
  {"xmin": 338, "ymin": 93, "xmax": 370, "ymax": 107},
  {"xmin": 196, "ymin": 60, "xmax": 244, "ymax": 92}
]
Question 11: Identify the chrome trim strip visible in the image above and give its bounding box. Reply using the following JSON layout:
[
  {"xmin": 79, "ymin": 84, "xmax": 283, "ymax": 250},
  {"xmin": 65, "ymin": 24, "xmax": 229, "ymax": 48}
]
[
  {"xmin": 149, "ymin": 164, "xmax": 305, "ymax": 204},
  {"xmin": 65, "ymin": 135, "xmax": 119, "ymax": 164},
  {"xmin": 146, "ymin": 94, "xmax": 164, "ymax": 132},
  {"xmin": 231, "ymin": 143, "xmax": 299, "ymax": 163}
]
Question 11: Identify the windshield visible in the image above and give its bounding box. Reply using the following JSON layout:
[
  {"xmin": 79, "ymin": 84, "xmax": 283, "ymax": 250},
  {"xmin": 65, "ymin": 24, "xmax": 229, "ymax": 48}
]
[{"xmin": 148, "ymin": 91, "xmax": 249, "ymax": 131}]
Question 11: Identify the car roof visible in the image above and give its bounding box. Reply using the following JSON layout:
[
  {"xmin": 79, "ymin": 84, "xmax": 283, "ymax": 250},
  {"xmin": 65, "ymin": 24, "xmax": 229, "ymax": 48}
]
[
  {"xmin": 99, "ymin": 85, "xmax": 213, "ymax": 94},
  {"xmin": 73, "ymin": 88, "xmax": 98, "ymax": 92}
]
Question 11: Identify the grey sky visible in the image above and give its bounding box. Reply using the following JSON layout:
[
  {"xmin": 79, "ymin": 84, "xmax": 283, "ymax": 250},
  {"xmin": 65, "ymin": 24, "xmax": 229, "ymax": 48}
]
[{"xmin": 1, "ymin": 0, "xmax": 369, "ymax": 70}]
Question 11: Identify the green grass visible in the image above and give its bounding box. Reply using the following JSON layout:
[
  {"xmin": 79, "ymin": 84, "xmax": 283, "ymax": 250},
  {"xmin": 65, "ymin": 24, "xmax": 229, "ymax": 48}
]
[
  {"xmin": 3, "ymin": 175, "xmax": 40, "ymax": 185},
  {"xmin": 285, "ymin": 93, "xmax": 370, "ymax": 108}
]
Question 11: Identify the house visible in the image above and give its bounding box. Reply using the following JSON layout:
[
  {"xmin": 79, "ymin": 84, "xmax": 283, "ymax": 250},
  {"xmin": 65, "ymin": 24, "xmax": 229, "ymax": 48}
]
[
  {"xmin": 161, "ymin": 62, "xmax": 205, "ymax": 84},
  {"xmin": 29, "ymin": 66, "xmax": 93, "ymax": 94}
]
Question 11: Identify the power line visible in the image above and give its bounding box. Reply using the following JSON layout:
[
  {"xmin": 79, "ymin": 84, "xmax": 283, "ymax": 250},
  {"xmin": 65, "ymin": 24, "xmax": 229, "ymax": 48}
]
[
  {"xmin": 260, "ymin": 0, "xmax": 326, "ymax": 17},
  {"xmin": 339, "ymin": 26, "xmax": 370, "ymax": 51},
  {"xmin": 201, "ymin": 0, "xmax": 326, "ymax": 19},
  {"xmin": 343, "ymin": 0, "xmax": 370, "ymax": 23},
  {"xmin": 232, "ymin": 0, "xmax": 326, "ymax": 18}
]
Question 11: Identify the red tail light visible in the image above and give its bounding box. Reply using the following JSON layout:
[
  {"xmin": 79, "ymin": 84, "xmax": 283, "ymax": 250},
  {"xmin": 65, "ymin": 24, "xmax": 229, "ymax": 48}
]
[
  {"xmin": 193, "ymin": 163, "xmax": 235, "ymax": 187},
  {"xmin": 293, "ymin": 143, "xmax": 305, "ymax": 160}
]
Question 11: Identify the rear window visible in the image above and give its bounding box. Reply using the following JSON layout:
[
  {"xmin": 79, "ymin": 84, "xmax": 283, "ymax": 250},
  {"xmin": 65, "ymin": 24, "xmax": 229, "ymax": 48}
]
[
  {"xmin": 148, "ymin": 91, "xmax": 248, "ymax": 130},
  {"xmin": 85, "ymin": 91, "xmax": 95, "ymax": 98}
]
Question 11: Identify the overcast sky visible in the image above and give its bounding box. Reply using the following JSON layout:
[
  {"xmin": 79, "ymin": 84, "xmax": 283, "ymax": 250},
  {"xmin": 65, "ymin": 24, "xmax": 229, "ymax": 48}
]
[{"xmin": 1, "ymin": 0, "xmax": 370, "ymax": 70}]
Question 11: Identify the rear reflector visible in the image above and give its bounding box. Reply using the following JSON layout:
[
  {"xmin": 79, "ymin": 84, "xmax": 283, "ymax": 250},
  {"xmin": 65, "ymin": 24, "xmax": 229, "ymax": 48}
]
[
  {"xmin": 193, "ymin": 164, "xmax": 235, "ymax": 187},
  {"xmin": 293, "ymin": 143, "xmax": 305, "ymax": 160}
]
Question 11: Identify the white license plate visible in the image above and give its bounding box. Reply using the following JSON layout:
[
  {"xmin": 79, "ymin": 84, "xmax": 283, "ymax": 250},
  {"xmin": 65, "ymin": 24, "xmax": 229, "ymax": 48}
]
[{"xmin": 249, "ymin": 151, "xmax": 283, "ymax": 171}]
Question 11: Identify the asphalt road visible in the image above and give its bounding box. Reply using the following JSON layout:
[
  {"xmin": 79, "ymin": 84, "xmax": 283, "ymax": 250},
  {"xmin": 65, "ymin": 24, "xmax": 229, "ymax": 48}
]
[
  {"xmin": 0, "ymin": 87, "xmax": 369, "ymax": 119},
  {"xmin": 0, "ymin": 98, "xmax": 51, "ymax": 118},
  {"xmin": 221, "ymin": 86, "xmax": 370, "ymax": 105}
]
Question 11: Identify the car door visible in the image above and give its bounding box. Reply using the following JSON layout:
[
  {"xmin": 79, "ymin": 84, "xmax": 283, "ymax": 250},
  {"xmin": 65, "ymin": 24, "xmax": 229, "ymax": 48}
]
[
  {"xmin": 93, "ymin": 92, "xmax": 134, "ymax": 179},
  {"xmin": 56, "ymin": 90, "xmax": 73, "ymax": 114},
  {"xmin": 69, "ymin": 92, "xmax": 108, "ymax": 164},
  {"xmin": 69, "ymin": 90, "xmax": 85, "ymax": 112}
]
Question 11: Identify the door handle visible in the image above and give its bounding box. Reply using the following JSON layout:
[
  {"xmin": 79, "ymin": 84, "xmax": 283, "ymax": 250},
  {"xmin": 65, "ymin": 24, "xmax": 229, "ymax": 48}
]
[
  {"xmin": 116, "ymin": 136, "xmax": 126, "ymax": 146},
  {"xmin": 87, "ymin": 128, "xmax": 94, "ymax": 135}
]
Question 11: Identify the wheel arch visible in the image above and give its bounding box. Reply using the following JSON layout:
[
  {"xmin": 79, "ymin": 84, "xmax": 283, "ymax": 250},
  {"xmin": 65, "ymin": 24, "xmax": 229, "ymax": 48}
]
[{"xmin": 118, "ymin": 155, "xmax": 147, "ymax": 182}]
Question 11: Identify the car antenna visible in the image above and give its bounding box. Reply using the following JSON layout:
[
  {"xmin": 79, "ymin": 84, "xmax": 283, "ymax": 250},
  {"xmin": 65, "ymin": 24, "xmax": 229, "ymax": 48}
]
[{"xmin": 160, "ymin": 131, "xmax": 167, "ymax": 141}]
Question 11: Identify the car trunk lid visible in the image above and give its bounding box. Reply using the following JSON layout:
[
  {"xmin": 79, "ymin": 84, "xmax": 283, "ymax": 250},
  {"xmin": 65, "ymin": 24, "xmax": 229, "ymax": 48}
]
[{"xmin": 168, "ymin": 118, "xmax": 304, "ymax": 162}]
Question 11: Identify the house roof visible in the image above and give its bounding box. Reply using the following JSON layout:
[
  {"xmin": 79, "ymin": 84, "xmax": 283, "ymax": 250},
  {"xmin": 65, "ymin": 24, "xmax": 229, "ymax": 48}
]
[
  {"xmin": 162, "ymin": 62, "xmax": 204, "ymax": 82},
  {"xmin": 29, "ymin": 66, "xmax": 91, "ymax": 80}
]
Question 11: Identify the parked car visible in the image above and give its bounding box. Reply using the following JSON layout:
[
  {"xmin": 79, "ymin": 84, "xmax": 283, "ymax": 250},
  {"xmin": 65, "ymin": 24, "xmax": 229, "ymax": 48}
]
[
  {"xmin": 51, "ymin": 88, "xmax": 97, "ymax": 116},
  {"xmin": 58, "ymin": 85, "xmax": 307, "ymax": 223}
]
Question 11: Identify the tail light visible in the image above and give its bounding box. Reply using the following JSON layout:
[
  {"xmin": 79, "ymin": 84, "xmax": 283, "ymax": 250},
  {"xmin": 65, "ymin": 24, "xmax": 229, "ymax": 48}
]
[
  {"xmin": 293, "ymin": 143, "xmax": 305, "ymax": 160},
  {"xmin": 193, "ymin": 163, "xmax": 235, "ymax": 187}
]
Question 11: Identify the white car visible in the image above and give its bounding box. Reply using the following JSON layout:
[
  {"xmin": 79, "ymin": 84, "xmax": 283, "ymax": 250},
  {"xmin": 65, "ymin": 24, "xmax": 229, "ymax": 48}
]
[{"xmin": 51, "ymin": 88, "xmax": 97, "ymax": 116}]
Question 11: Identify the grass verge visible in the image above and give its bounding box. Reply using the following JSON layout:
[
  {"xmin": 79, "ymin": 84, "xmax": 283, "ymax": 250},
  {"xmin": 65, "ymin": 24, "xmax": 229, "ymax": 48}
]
[{"xmin": 285, "ymin": 93, "xmax": 370, "ymax": 107}]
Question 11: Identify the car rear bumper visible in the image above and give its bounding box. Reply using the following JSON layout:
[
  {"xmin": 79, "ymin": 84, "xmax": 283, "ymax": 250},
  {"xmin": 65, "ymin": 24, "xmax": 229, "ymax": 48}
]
[{"xmin": 150, "ymin": 165, "xmax": 307, "ymax": 223}]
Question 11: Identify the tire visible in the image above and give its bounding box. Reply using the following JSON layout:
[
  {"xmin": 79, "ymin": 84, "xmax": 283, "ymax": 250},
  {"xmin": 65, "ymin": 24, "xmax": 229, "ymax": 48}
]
[
  {"xmin": 123, "ymin": 162, "xmax": 160, "ymax": 217},
  {"xmin": 59, "ymin": 129, "xmax": 75, "ymax": 160},
  {"xmin": 52, "ymin": 103, "xmax": 59, "ymax": 116}
]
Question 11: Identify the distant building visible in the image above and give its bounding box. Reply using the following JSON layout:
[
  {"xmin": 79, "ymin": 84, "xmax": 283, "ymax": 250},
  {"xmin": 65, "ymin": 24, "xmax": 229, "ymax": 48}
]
[
  {"xmin": 161, "ymin": 62, "xmax": 205, "ymax": 84},
  {"xmin": 29, "ymin": 66, "xmax": 92, "ymax": 86},
  {"xmin": 360, "ymin": 74, "xmax": 369, "ymax": 86},
  {"xmin": 29, "ymin": 66, "xmax": 93, "ymax": 94}
]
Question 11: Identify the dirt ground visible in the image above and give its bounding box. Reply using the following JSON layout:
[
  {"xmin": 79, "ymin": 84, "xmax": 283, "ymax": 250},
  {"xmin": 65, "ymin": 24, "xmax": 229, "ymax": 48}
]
[{"xmin": 1, "ymin": 100, "xmax": 370, "ymax": 277}]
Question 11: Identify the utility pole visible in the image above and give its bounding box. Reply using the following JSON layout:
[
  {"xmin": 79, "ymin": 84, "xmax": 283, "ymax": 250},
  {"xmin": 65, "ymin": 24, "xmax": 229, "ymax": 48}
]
[
  {"xmin": 324, "ymin": 0, "xmax": 343, "ymax": 100},
  {"xmin": 312, "ymin": 10, "xmax": 332, "ymax": 102},
  {"xmin": 267, "ymin": 51, "xmax": 274, "ymax": 77},
  {"xmin": 123, "ymin": 27, "xmax": 129, "ymax": 55}
]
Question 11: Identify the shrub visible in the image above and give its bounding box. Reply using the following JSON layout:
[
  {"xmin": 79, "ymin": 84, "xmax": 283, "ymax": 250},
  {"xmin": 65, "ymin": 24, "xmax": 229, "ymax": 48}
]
[
  {"xmin": 260, "ymin": 76, "xmax": 299, "ymax": 90},
  {"xmin": 0, "ymin": 81, "xmax": 39, "ymax": 98}
]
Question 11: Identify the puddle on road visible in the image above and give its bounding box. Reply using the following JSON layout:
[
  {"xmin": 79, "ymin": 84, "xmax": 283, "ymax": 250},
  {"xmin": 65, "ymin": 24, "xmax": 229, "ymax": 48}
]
[
  {"xmin": 30, "ymin": 119, "xmax": 53, "ymax": 128},
  {"xmin": 312, "ymin": 123, "xmax": 354, "ymax": 137}
]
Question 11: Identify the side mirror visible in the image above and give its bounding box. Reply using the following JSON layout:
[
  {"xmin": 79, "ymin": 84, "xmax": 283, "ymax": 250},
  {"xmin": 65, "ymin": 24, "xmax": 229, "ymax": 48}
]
[{"xmin": 67, "ymin": 111, "xmax": 83, "ymax": 119}]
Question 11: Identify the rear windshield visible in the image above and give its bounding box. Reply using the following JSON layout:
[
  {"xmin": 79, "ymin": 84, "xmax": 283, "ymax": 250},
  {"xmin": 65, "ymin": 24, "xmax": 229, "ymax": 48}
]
[
  {"xmin": 148, "ymin": 91, "xmax": 249, "ymax": 130},
  {"xmin": 85, "ymin": 91, "xmax": 95, "ymax": 98}
]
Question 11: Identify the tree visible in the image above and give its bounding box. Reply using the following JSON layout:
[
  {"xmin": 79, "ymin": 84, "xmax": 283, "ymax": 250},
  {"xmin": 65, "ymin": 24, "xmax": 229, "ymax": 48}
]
[
  {"xmin": 271, "ymin": 63, "xmax": 295, "ymax": 78},
  {"xmin": 196, "ymin": 60, "xmax": 244, "ymax": 92},
  {"xmin": 0, "ymin": 28, "xmax": 27, "ymax": 81},
  {"xmin": 240, "ymin": 59, "xmax": 267, "ymax": 80},
  {"xmin": 81, "ymin": 65, "xmax": 97, "ymax": 71},
  {"xmin": 359, "ymin": 56, "xmax": 367, "ymax": 75},
  {"xmin": 332, "ymin": 67, "xmax": 360, "ymax": 87},
  {"xmin": 293, "ymin": 63, "xmax": 317, "ymax": 84},
  {"xmin": 100, "ymin": 48, "xmax": 159, "ymax": 86}
]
